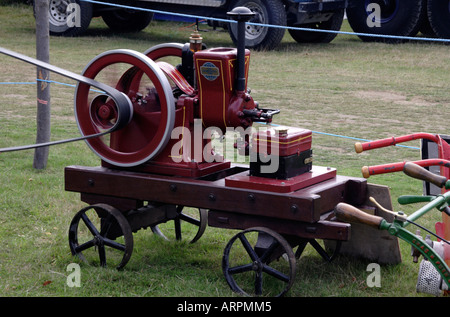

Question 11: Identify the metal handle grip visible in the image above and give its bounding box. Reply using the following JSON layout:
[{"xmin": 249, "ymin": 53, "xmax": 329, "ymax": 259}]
[
  {"xmin": 334, "ymin": 203, "xmax": 383, "ymax": 229},
  {"xmin": 403, "ymin": 162, "xmax": 447, "ymax": 188},
  {"xmin": 397, "ymin": 195, "xmax": 434, "ymax": 205},
  {"xmin": 354, "ymin": 133, "xmax": 440, "ymax": 154}
]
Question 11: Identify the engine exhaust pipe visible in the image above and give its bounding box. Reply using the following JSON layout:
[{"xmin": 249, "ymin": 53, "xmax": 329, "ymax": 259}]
[{"xmin": 227, "ymin": 7, "xmax": 255, "ymax": 92}]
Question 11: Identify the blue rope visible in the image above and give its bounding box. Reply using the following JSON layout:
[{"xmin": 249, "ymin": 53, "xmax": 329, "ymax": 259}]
[
  {"xmin": 311, "ymin": 130, "xmax": 420, "ymax": 150},
  {"xmin": 0, "ymin": 79, "xmax": 104, "ymax": 93},
  {"xmin": 0, "ymin": 1, "xmax": 432, "ymax": 149},
  {"xmin": 256, "ymin": 122, "xmax": 420, "ymax": 150},
  {"xmin": 0, "ymin": 82, "xmax": 36, "ymax": 85},
  {"xmin": 0, "ymin": 79, "xmax": 421, "ymax": 149},
  {"xmin": 81, "ymin": 0, "xmax": 450, "ymax": 44}
]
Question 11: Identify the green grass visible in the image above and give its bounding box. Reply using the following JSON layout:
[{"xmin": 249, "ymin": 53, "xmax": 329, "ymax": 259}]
[{"xmin": 0, "ymin": 3, "xmax": 449, "ymax": 298}]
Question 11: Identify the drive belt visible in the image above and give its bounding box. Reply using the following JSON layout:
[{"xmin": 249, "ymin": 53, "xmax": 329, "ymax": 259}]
[{"xmin": 0, "ymin": 47, "xmax": 133, "ymax": 153}]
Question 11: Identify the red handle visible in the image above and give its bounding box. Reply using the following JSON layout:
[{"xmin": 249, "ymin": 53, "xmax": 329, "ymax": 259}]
[
  {"xmin": 355, "ymin": 133, "xmax": 439, "ymax": 153},
  {"xmin": 361, "ymin": 159, "xmax": 450, "ymax": 178}
]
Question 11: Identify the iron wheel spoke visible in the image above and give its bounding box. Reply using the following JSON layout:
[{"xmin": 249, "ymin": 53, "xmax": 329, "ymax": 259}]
[
  {"xmin": 255, "ymin": 271, "xmax": 263, "ymax": 296},
  {"xmin": 98, "ymin": 244, "xmax": 106, "ymax": 267},
  {"xmin": 262, "ymin": 264, "xmax": 291, "ymax": 283},
  {"xmin": 74, "ymin": 239, "xmax": 96, "ymax": 253},
  {"xmin": 179, "ymin": 213, "xmax": 201, "ymax": 226},
  {"xmin": 68, "ymin": 204, "xmax": 133, "ymax": 270},
  {"xmin": 80, "ymin": 212, "xmax": 100, "ymax": 237},
  {"xmin": 227, "ymin": 263, "xmax": 253, "ymax": 275},
  {"xmin": 222, "ymin": 227, "xmax": 296, "ymax": 297},
  {"xmin": 103, "ymin": 237, "xmax": 127, "ymax": 252},
  {"xmin": 238, "ymin": 234, "xmax": 259, "ymax": 262}
]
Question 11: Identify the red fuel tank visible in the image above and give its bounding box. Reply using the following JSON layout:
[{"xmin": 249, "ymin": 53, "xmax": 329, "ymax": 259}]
[{"xmin": 194, "ymin": 47, "xmax": 253, "ymax": 131}]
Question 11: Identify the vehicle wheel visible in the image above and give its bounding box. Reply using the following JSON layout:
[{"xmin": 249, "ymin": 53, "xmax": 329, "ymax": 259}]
[
  {"xmin": 346, "ymin": 0, "xmax": 425, "ymax": 43},
  {"xmin": 102, "ymin": 9, "xmax": 153, "ymax": 33},
  {"xmin": 427, "ymin": 0, "xmax": 450, "ymax": 39},
  {"xmin": 151, "ymin": 206, "xmax": 208, "ymax": 243},
  {"xmin": 68, "ymin": 204, "xmax": 133, "ymax": 270},
  {"xmin": 34, "ymin": 0, "xmax": 93, "ymax": 36},
  {"xmin": 228, "ymin": 0, "xmax": 286, "ymax": 50},
  {"xmin": 288, "ymin": 9, "xmax": 344, "ymax": 43},
  {"xmin": 222, "ymin": 227, "xmax": 296, "ymax": 297}
]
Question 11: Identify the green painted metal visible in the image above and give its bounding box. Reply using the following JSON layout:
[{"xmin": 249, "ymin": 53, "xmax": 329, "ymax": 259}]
[{"xmin": 378, "ymin": 209, "xmax": 450, "ymax": 289}]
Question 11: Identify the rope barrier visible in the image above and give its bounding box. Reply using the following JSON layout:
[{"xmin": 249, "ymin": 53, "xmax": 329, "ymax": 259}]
[
  {"xmin": 0, "ymin": 78, "xmax": 421, "ymax": 150},
  {"xmin": 81, "ymin": 0, "xmax": 450, "ymax": 44},
  {"xmin": 1, "ymin": 1, "xmax": 439, "ymax": 150}
]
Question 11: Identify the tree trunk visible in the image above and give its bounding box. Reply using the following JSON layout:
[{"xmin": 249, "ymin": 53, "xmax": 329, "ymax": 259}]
[{"xmin": 34, "ymin": 0, "xmax": 51, "ymax": 169}]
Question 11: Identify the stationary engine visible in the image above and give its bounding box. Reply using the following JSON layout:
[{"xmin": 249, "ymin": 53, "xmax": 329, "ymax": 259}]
[{"xmin": 73, "ymin": 7, "xmax": 286, "ymax": 178}]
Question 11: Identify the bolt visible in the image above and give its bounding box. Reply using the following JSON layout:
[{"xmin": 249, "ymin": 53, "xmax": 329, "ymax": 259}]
[{"xmin": 291, "ymin": 204, "xmax": 298, "ymax": 214}]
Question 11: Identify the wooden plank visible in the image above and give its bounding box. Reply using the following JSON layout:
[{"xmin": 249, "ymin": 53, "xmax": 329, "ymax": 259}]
[
  {"xmin": 208, "ymin": 210, "xmax": 351, "ymax": 241},
  {"xmin": 65, "ymin": 165, "xmax": 320, "ymax": 222},
  {"xmin": 65, "ymin": 165, "xmax": 367, "ymax": 223}
]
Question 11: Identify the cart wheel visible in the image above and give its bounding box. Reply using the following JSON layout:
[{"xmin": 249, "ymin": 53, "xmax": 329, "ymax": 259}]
[
  {"xmin": 222, "ymin": 227, "xmax": 296, "ymax": 297},
  {"xmin": 68, "ymin": 203, "xmax": 133, "ymax": 270},
  {"xmin": 151, "ymin": 206, "xmax": 208, "ymax": 243}
]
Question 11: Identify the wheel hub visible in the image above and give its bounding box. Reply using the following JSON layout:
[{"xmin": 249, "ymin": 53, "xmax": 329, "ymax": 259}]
[
  {"xmin": 252, "ymin": 260, "xmax": 263, "ymax": 272},
  {"xmin": 244, "ymin": 3, "xmax": 266, "ymax": 39},
  {"xmin": 93, "ymin": 235, "xmax": 103, "ymax": 247},
  {"xmin": 49, "ymin": 0, "xmax": 69, "ymax": 26}
]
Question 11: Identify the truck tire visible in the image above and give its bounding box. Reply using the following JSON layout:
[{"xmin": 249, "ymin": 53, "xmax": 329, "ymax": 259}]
[
  {"xmin": 427, "ymin": 0, "xmax": 450, "ymax": 39},
  {"xmin": 40, "ymin": 0, "xmax": 93, "ymax": 36},
  {"xmin": 102, "ymin": 9, "xmax": 154, "ymax": 33},
  {"xmin": 228, "ymin": 0, "xmax": 286, "ymax": 50},
  {"xmin": 346, "ymin": 0, "xmax": 424, "ymax": 43},
  {"xmin": 288, "ymin": 9, "xmax": 344, "ymax": 43},
  {"xmin": 418, "ymin": 1, "xmax": 436, "ymax": 38}
]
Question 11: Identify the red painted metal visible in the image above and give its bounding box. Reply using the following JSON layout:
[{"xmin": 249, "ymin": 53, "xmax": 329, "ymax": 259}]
[
  {"xmin": 355, "ymin": 132, "xmax": 440, "ymax": 153},
  {"xmin": 356, "ymin": 132, "xmax": 450, "ymax": 265},
  {"xmin": 251, "ymin": 127, "xmax": 312, "ymax": 156},
  {"xmin": 225, "ymin": 165, "xmax": 336, "ymax": 193},
  {"xmin": 362, "ymin": 159, "xmax": 450, "ymax": 178},
  {"xmin": 194, "ymin": 47, "xmax": 254, "ymax": 131},
  {"xmin": 156, "ymin": 61, "xmax": 195, "ymax": 96},
  {"xmin": 75, "ymin": 50, "xmax": 174, "ymax": 167}
]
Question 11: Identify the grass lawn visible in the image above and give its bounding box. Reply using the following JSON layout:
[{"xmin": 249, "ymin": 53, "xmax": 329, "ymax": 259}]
[{"xmin": 0, "ymin": 2, "xmax": 449, "ymax": 299}]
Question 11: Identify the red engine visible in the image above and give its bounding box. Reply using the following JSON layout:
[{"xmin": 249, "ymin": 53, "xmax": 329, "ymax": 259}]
[{"xmin": 74, "ymin": 10, "xmax": 285, "ymax": 178}]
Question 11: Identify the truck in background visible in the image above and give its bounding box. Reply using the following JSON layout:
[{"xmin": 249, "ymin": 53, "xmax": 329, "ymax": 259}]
[{"xmin": 41, "ymin": 0, "xmax": 450, "ymax": 50}]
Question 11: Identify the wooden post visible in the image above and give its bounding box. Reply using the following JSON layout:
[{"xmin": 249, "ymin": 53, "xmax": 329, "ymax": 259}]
[{"xmin": 34, "ymin": 0, "xmax": 51, "ymax": 169}]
